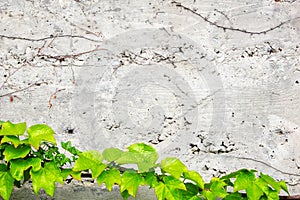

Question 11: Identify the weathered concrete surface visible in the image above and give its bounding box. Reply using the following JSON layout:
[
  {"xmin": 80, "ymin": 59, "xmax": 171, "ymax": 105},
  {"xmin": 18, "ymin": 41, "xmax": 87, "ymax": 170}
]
[
  {"xmin": 10, "ymin": 183, "xmax": 156, "ymax": 200},
  {"xmin": 1, "ymin": 0, "xmax": 300, "ymax": 196}
]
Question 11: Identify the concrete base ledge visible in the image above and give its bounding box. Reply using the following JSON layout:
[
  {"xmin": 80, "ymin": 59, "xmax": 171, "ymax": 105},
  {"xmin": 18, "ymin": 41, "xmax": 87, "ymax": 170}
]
[{"xmin": 9, "ymin": 184, "xmax": 157, "ymax": 200}]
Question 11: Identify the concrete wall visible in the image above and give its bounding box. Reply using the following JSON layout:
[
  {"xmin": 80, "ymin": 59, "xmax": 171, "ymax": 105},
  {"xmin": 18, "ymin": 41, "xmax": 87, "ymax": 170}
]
[{"xmin": 1, "ymin": 0, "xmax": 300, "ymax": 195}]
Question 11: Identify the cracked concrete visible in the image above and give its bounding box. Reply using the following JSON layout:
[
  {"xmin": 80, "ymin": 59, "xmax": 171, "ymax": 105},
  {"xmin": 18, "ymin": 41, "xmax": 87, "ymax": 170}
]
[{"xmin": 1, "ymin": 0, "xmax": 300, "ymax": 197}]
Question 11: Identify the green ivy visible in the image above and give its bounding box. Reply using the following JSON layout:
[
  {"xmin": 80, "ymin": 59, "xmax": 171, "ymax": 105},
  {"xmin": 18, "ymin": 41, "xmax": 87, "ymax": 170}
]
[{"xmin": 0, "ymin": 120, "xmax": 289, "ymax": 200}]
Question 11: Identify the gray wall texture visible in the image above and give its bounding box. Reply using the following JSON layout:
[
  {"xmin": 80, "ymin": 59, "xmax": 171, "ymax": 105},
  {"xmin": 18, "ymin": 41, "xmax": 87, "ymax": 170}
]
[{"xmin": 1, "ymin": 0, "xmax": 300, "ymax": 195}]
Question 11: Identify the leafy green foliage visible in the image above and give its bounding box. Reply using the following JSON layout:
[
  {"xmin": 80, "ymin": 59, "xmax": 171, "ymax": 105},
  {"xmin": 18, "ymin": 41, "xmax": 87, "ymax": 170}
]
[
  {"xmin": 202, "ymin": 178, "xmax": 228, "ymax": 200},
  {"xmin": 0, "ymin": 120, "xmax": 290, "ymax": 200},
  {"xmin": 73, "ymin": 150, "xmax": 107, "ymax": 178},
  {"xmin": 116, "ymin": 143, "xmax": 158, "ymax": 173},
  {"xmin": 260, "ymin": 172, "xmax": 289, "ymax": 195},
  {"xmin": 155, "ymin": 176, "xmax": 186, "ymax": 200},
  {"xmin": 183, "ymin": 170, "xmax": 205, "ymax": 189},
  {"xmin": 3, "ymin": 145, "xmax": 31, "ymax": 162},
  {"xmin": 224, "ymin": 192, "xmax": 245, "ymax": 200},
  {"xmin": 97, "ymin": 168, "xmax": 121, "ymax": 191},
  {"xmin": 61, "ymin": 169, "xmax": 81, "ymax": 180},
  {"xmin": 0, "ymin": 121, "xmax": 75, "ymax": 199},
  {"xmin": 103, "ymin": 147, "xmax": 123, "ymax": 162},
  {"xmin": 61, "ymin": 141, "xmax": 81, "ymax": 156},
  {"xmin": 27, "ymin": 124, "xmax": 56, "ymax": 149},
  {"xmin": 0, "ymin": 170, "xmax": 14, "ymax": 200},
  {"xmin": 0, "ymin": 164, "xmax": 7, "ymax": 171},
  {"xmin": 0, "ymin": 121, "xmax": 26, "ymax": 136},
  {"xmin": 221, "ymin": 169, "xmax": 289, "ymax": 200},
  {"xmin": 32, "ymin": 142, "xmax": 70, "ymax": 167},
  {"xmin": 120, "ymin": 171, "xmax": 143, "ymax": 197},
  {"xmin": 10, "ymin": 158, "xmax": 41, "ymax": 181},
  {"xmin": 144, "ymin": 171, "xmax": 159, "ymax": 188},
  {"xmin": 160, "ymin": 157, "xmax": 187, "ymax": 179},
  {"xmin": 30, "ymin": 162, "xmax": 64, "ymax": 196},
  {"xmin": 1, "ymin": 135, "xmax": 26, "ymax": 147}
]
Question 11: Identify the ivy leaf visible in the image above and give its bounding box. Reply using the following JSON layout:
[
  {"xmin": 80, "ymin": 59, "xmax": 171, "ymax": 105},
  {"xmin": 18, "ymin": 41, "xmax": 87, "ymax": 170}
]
[
  {"xmin": 28, "ymin": 158, "xmax": 42, "ymax": 171},
  {"xmin": 233, "ymin": 170, "xmax": 264, "ymax": 200},
  {"xmin": 233, "ymin": 170, "xmax": 255, "ymax": 191},
  {"xmin": 279, "ymin": 181, "xmax": 289, "ymax": 195},
  {"xmin": 183, "ymin": 170, "xmax": 204, "ymax": 189},
  {"xmin": 221, "ymin": 169, "xmax": 256, "ymax": 180},
  {"xmin": 170, "ymin": 185, "xmax": 201, "ymax": 200},
  {"xmin": 127, "ymin": 143, "xmax": 156, "ymax": 153},
  {"xmin": 10, "ymin": 158, "xmax": 42, "ymax": 181},
  {"xmin": 0, "ymin": 164, "xmax": 7, "ymax": 171},
  {"xmin": 160, "ymin": 157, "xmax": 187, "ymax": 179},
  {"xmin": 210, "ymin": 178, "xmax": 228, "ymax": 197},
  {"xmin": 0, "ymin": 121, "xmax": 26, "ymax": 136},
  {"xmin": 73, "ymin": 150, "xmax": 103, "ymax": 170},
  {"xmin": 3, "ymin": 145, "xmax": 31, "ymax": 162},
  {"xmin": 103, "ymin": 147, "xmax": 123, "ymax": 162},
  {"xmin": 30, "ymin": 162, "xmax": 64, "ymax": 197},
  {"xmin": 185, "ymin": 182, "xmax": 199, "ymax": 195},
  {"xmin": 121, "ymin": 190, "xmax": 130, "ymax": 200},
  {"xmin": 266, "ymin": 190, "xmax": 280, "ymax": 200},
  {"xmin": 117, "ymin": 151, "xmax": 157, "ymax": 172},
  {"xmin": 164, "ymin": 182, "xmax": 202, "ymax": 200},
  {"xmin": 92, "ymin": 164, "xmax": 107, "ymax": 179},
  {"xmin": 163, "ymin": 176, "xmax": 186, "ymax": 191},
  {"xmin": 224, "ymin": 192, "xmax": 244, "ymax": 200},
  {"xmin": 202, "ymin": 178, "xmax": 228, "ymax": 200},
  {"xmin": 260, "ymin": 173, "xmax": 281, "ymax": 192},
  {"xmin": 255, "ymin": 178, "xmax": 270, "ymax": 195},
  {"xmin": 0, "ymin": 170, "xmax": 14, "ymax": 200},
  {"xmin": 28, "ymin": 124, "xmax": 56, "ymax": 149},
  {"xmin": 73, "ymin": 150, "xmax": 106, "ymax": 178},
  {"xmin": 255, "ymin": 176, "xmax": 286, "ymax": 200},
  {"xmin": 61, "ymin": 169, "xmax": 81, "ymax": 180},
  {"xmin": 61, "ymin": 141, "xmax": 81, "ymax": 155},
  {"xmin": 144, "ymin": 171, "xmax": 159, "ymax": 188},
  {"xmin": 97, "ymin": 168, "xmax": 121, "ymax": 191},
  {"xmin": 155, "ymin": 182, "xmax": 168, "ymax": 200},
  {"xmin": 120, "ymin": 171, "xmax": 143, "ymax": 197},
  {"xmin": 246, "ymin": 183, "xmax": 263, "ymax": 200},
  {"xmin": 116, "ymin": 143, "xmax": 158, "ymax": 173},
  {"xmin": 155, "ymin": 176, "xmax": 186, "ymax": 200},
  {"xmin": 1, "ymin": 135, "xmax": 28, "ymax": 147},
  {"xmin": 1, "ymin": 136, "xmax": 19, "ymax": 147}
]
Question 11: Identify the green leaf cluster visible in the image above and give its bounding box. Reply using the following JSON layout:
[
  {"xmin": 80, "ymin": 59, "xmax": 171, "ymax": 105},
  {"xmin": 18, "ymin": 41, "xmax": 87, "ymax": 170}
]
[
  {"xmin": 220, "ymin": 169, "xmax": 289, "ymax": 200},
  {"xmin": 0, "ymin": 121, "xmax": 78, "ymax": 200},
  {"xmin": 0, "ymin": 120, "xmax": 290, "ymax": 200}
]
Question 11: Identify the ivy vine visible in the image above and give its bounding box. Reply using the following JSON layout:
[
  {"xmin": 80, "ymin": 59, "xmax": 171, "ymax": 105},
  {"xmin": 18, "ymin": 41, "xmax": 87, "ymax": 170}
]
[{"xmin": 0, "ymin": 120, "xmax": 289, "ymax": 200}]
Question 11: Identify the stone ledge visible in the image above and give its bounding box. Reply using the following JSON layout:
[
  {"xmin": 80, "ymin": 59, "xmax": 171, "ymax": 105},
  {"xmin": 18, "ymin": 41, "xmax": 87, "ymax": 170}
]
[{"xmin": 9, "ymin": 184, "xmax": 157, "ymax": 200}]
